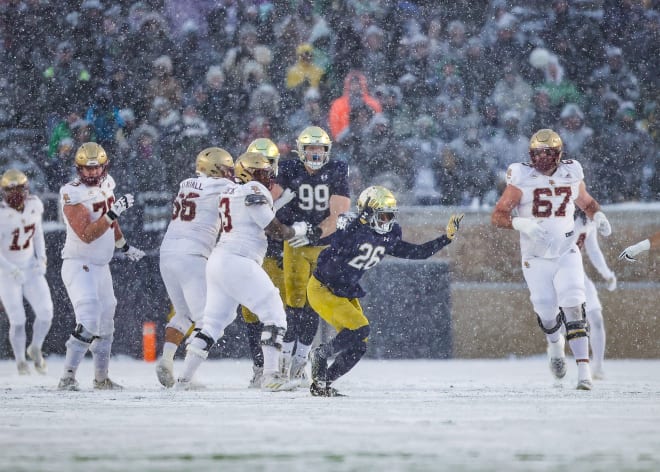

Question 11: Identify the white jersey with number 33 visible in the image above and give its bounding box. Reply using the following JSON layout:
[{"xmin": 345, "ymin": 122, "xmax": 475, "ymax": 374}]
[
  {"xmin": 160, "ymin": 176, "xmax": 236, "ymax": 258},
  {"xmin": 216, "ymin": 181, "xmax": 275, "ymax": 265},
  {"xmin": 60, "ymin": 175, "xmax": 117, "ymax": 264},
  {"xmin": 507, "ymin": 160, "xmax": 584, "ymax": 259}
]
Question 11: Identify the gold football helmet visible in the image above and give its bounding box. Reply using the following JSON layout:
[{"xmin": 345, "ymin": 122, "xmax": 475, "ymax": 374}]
[
  {"xmin": 234, "ymin": 151, "xmax": 274, "ymax": 188},
  {"xmin": 1, "ymin": 169, "xmax": 29, "ymax": 210},
  {"xmin": 529, "ymin": 129, "xmax": 563, "ymax": 173},
  {"xmin": 195, "ymin": 147, "xmax": 234, "ymax": 178},
  {"xmin": 247, "ymin": 138, "xmax": 280, "ymax": 176},
  {"xmin": 357, "ymin": 185, "xmax": 398, "ymax": 234},
  {"xmin": 296, "ymin": 126, "xmax": 331, "ymax": 171},
  {"xmin": 75, "ymin": 142, "xmax": 109, "ymax": 185}
]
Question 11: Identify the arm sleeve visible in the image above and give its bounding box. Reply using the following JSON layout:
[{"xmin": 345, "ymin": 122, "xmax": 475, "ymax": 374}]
[
  {"xmin": 388, "ymin": 235, "xmax": 452, "ymax": 259},
  {"xmin": 33, "ymin": 200, "xmax": 47, "ymax": 261},
  {"xmin": 584, "ymin": 229, "xmax": 613, "ymax": 279}
]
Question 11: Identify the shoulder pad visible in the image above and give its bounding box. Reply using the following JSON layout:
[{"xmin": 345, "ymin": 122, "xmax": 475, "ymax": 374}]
[
  {"xmin": 337, "ymin": 212, "xmax": 358, "ymax": 230},
  {"xmin": 506, "ymin": 163, "xmax": 526, "ymax": 187},
  {"xmin": 245, "ymin": 193, "xmax": 269, "ymax": 206},
  {"xmin": 559, "ymin": 159, "xmax": 584, "ymax": 180}
]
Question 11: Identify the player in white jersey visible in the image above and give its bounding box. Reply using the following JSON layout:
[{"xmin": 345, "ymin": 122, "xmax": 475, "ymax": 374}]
[
  {"xmin": 0, "ymin": 170, "xmax": 53, "ymax": 375},
  {"xmin": 176, "ymin": 152, "xmax": 308, "ymax": 391},
  {"xmin": 492, "ymin": 129, "xmax": 612, "ymax": 390},
  {"xmin": 574, "ymin": 208, "xmax": 616, "ymax": 379},
  {"xmin": 156, "ymin": 147, "xmax": 236, "ymax": 388},
  {"xmin": 57, "ymin": 142, "xmax": 145, "ymax": 391}
]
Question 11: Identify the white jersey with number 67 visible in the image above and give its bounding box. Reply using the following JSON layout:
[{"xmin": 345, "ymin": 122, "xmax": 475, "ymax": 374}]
[{"xmin": 507, "ymin": 160, "xmax": 584, "ymax": 259}]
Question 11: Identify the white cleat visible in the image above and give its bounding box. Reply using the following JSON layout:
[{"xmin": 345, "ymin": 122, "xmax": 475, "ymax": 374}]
[
  {"xmin": 261, "ymin": 372, "xmax": 298, "ymax": 392},
  {"xmin": 93, "ymin": 378, "xmax": 124, "ymax": 390},
  {"xmin": 58, "ymin": 377, "xmax": 80, "ymax": 391},
  {"xmin": 27, "ymin": 345, "xmax": 47, "ymax": 374},
  {"xmin": 17, "ymin": 361, "xmax": 30, "ymax": 375},
  {"xmin": 248, "ymin": 365, "xmax": 264, "ymax": 389},
  {"xmin": 156, "ymin": 359, "xmax": 176, "ymax": 388},
  {"xmin": 290, "ymin": 357, "xmax": 311, "ymax": 388},
  {"xmin": 577, "ymin": 379, "xmax": 593, "ymax": 390},
  {"xmin": 547, "ymin": 336, "xmax": 567, "ymax": 379}
]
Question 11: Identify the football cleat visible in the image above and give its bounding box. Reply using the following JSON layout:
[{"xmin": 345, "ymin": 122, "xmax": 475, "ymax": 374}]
[
  {"xmin": 58, "ymin": 377, "xmax": 80, "ymax": 391},
  {"xmin": 248, "ymin": 365, "xmax": 264, "ymax": 389},
  {"xmin": 261, "ymin": 372, "xmax": 298, "ymax": 392},
  {"xmin": 577, "ymin": 379, "xmax": 593, "ymax": 391},
  {"xmin": 93, "ymin": 378, "xmax": 124, "ymax": 390},
  {"xmin": 547, "ymin": 336, "xmax": 567, "ymax": 380},
  {"xmin": 174, "ymin": 378, "xmax": 206, "ymax": 391},
  {"xmin": 291, "ymin": 357, "xmax": 311, "ymax": 388},
  {"xmin": 310, "ymin": 347, "xmax": 328, "ymax": 382},
  {"xmin": 156, "ymin": 359, "xmax": 175, "ymax": 388},
  {"xmin": 17, "ymin": 361, "xmax": 30, "ymax": 375},
  {"xmin": 27, "ymin": 345, "xmax": 47, "ymax": 374},
  {"xmin": 310, "ymin": 380, "xmax": 344, "ymax": 397}
]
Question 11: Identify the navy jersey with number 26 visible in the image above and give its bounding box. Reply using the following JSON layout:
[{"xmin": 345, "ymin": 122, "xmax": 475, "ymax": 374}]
[{"xmin": 314, "ymin": 214, "xmax": 452, "ymax": 299}]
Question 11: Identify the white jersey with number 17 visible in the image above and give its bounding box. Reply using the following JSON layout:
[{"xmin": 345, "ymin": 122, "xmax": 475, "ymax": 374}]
[{"xmin": 507, "ymin": 160, "xmax": 584, "ymax": 259}]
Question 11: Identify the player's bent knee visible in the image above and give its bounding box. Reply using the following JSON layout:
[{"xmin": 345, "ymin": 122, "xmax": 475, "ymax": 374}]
[
  {"xmin": 71, "ymin": 323, "xmax": 98, "ymax": 344},
  {"xmin": 167, "ymin": 312, "xmax": 194, "ymax": 334},
  {"xmin": 561, "ymin": 304, "xmax": 584, "ymax": 322},
  {"xmin": 536, "ymin": 312, "xmax": 564, "ymax": 335}
]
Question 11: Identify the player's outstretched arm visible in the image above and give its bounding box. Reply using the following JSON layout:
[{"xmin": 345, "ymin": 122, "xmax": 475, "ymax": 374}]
[{"xmin": 265, "ymin": 218, "xmax": 307, "ymax": 241}]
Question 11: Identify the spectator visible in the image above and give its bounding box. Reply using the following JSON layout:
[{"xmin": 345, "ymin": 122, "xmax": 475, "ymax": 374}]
[
  {"xmin": 40, "ymin": 41, "xmax": 92, "ymax": 115},
  {"xmin": 287, "ymin": 88, "xmax": 328, "ymax": 141},
  {"xmin": 285, "ymin": 43, "xmax": 325, "ymax": 113},
  {"xmin": 590, "ymin": 46, "xmax": 640, "ymax": 104},
  {"xmin": 328, "ymin": 70, "xmax": 381, "ymax": 140},
  {"xmin": 145, "ymin": 55, "xmax": 184, "ymax": 115},
  {"xmin": 489, "ymin": 62, "xmax": 533, "ymax": 128}
]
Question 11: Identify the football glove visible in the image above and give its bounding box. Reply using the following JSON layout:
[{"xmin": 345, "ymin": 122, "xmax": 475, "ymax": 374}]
[
  {"xmin": 274, "ymin": 188, "xmax": 295, "ymax": 211},
  {"xmin": 446, "ymin": 213, "xmax": 464, "ymax": 240},
  {"xmin": 605, "ymin": 274, "xmax": 617, "ymax": 292},
  {"xmin": 593, "ymin": 211, "xmax": 612, "ymax": 236},
  {"xmin": 288, "ymin": 221, "xmax": 310, "ymax": 248},
  {"xmin": 124, "ymin": 245, "xmax": 146, "ymax": 262},
  {"xmin": 359, "ymin": 197, "xmax": 374, "ymax": 223},
  {"xmin": 105, "ymin": 194, "xmax": 135, "ymax": 223},
  {"xmin": 512, "ymin": 217, "xmax": 549, "ymax": 244},
  {"xmin": 337, "ymin": 212, "xmax": 358, "ymax": 230},
  {"xmin": 618, "ymin": 239, "xmax": 651, "ymax": 262}
]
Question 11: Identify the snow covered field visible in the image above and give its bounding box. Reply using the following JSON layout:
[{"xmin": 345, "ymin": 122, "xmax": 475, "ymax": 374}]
[{"xmin": 1, "ymin": 356, "xmax": 659, "ymax": 472}]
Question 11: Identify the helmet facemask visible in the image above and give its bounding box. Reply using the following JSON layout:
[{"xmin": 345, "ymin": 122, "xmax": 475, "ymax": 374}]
[
  {"xmin": 300, "ymin": 144, "xmax": 330, "ymax": 171},
  {"xmin": 3, "ymin": 185, "xmax": 29, "ymax": 210},
  {"xmin": 369, "ymin": 208, "xmax": 398, "ymax": 234},
  {"xmin": 77, "ymin": 164, "xmax": 108, "ymax": 186},
  {"xmin": 530, "ymin": 148, "xmax": 561, "ymax": 174}
]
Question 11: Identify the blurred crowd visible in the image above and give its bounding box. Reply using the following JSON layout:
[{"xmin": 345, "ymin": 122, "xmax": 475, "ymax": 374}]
[{"xmin": 0, "ymin": 0, "xmax": 658, "ymax": 206}]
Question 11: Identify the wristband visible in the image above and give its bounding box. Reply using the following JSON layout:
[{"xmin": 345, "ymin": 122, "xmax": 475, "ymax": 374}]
[
  {"xmin": 115, "ymin": 237, "xmax": 128, "ymax": 250},
  {"xmin": 104, "ymin": 209, "xmax": 118, "ymax": 224}
]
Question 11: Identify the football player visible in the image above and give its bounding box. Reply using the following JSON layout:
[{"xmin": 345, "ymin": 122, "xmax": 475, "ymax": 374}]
[
  {"xmin": 156, "ymin": 147, "xmax": 235, "ymax": 388},
  {"xmin": 0, "ymin": 169, "xmax": 53, "ymax": 375},
  {"xmin": 619, "ymin": 230, "xmax": 660, "ymax": 261},
  {"xmin": 491, "ymin": 129, "xmax": 612, "ymax": 390},
  {"xmin": 273, "ymin": 126, "xmax": 351, "ymax": 387},
  {"xmin": 175, "ymin": 152, "xmax": 308, "ymax": 391},
  {"xmin": 574, "ymin": 208, "xmax": 617, "ymax": 379},
  {"xmin": 58, "ymin": 142, "xmax": 145, "ymax": 391},
  {"xmin": 239, "ymin": 138, "xmax": 296, "ymax": 388},
  {"xmin": 307, "ymin": 186, "xmax": 463, "ymax": 396}
]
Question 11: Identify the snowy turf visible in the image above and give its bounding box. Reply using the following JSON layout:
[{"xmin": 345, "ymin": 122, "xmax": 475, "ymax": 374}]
[{"xmin": 1, "ymin": 356, "xmax": 659, "ymax": 472}]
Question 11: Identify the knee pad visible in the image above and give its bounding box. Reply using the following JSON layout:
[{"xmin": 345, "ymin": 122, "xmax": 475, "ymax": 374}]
[
  {"xmin": 261, "ymin": 325, "xmax": 285, "ymax": 349},
  {"xmin": 536, "ymin": 312, "xmax": 564, "ymax": 335},
  {"xmin": 565, "ymin": 319, "xmax": 589, "ymax": 341},
  {"xmin": 186, "ymin": 330, "xmax": 215, "ymax": 359},
  {"xmin": 72, "ymin": 323, "xmax": 98, "ymax": 344},
  {"xmin": 167, "ymin": 312, "xmax": 194, "ymax": 335}
]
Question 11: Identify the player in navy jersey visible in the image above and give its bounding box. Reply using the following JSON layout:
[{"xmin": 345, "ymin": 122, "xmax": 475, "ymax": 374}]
[
  {"xmin": 307, "ymin": 186, "xmax": 464, "ymax": 396},
  {"xmin": 272, "ymin": 126, "xmax": 351, "ymax": 387}
]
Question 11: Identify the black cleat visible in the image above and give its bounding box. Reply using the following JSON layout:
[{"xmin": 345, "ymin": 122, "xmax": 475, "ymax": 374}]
[
  {"xmin": 310, "ymin": 347, "xmax": 328, "ymax": 382},
  {"xmin": 310, "ymin": 380, "xmax": 344, "ymax": 397}
]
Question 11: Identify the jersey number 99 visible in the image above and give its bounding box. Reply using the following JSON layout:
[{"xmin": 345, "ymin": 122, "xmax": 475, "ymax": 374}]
[{"xmin": 298, "ymin": 184, "xmax": 329, "ymax": 211}]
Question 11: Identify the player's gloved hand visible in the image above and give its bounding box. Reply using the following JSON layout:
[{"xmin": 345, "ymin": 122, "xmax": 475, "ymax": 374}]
[
  {"xmin": 8, "ymin": 265, "xmax": 26, "ymax": 284},
  {"xmin": 605, "ymin": 273, "xmax": 617, "ymax": 291},
  {"xmin": 593, "ymin": 211, "xmax": 612, "ymax": 236},
  {"xmin": 618, "ymin": 239, "xmax": 650, "ymax": 262},
  {"xmin": 337, "ymin": 212, "xmax": 358, "ymax": 230},
  {"xmin": 105, "ymin": 194, "xmax": 135, "ymax": 223},
  {"xmin": 512, "ymin": 217, "xmax": 549, "ymax": 244},
  {"xmin": 446, "ymin": 213, "xmax": 464, "ymax": 240},
  {"xmin": 124, "ymin": 245, "xmax": 145, "ymax": 262},
  {"xmin": 359, "ymin": 197, "xmax": 374, "ymax": 223},
  {"xmin": 288, "ymin": 221, "xmax": 310, "ymax": 248},
  {"xmin": 273, "ymin": 188, "xmax": 295, "ymax": 212}
]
